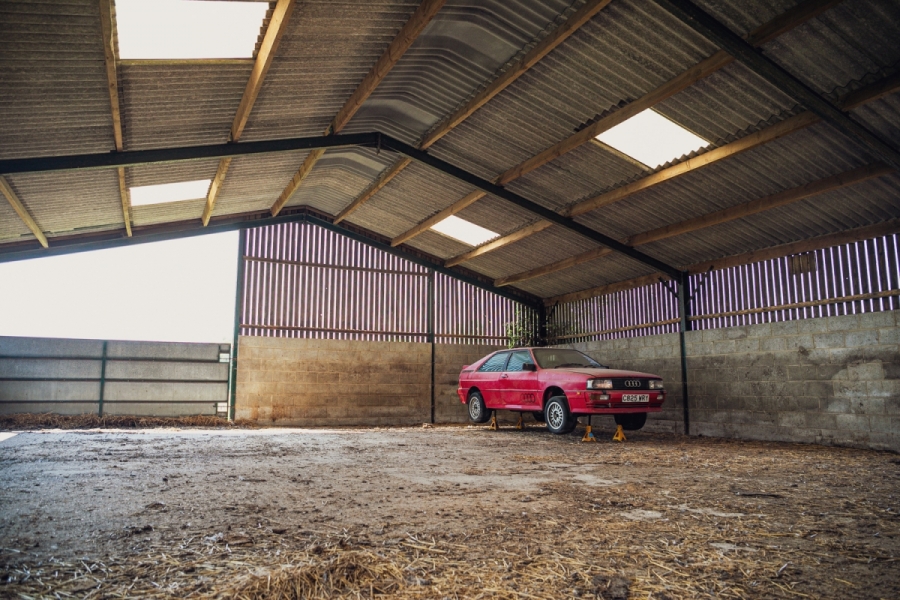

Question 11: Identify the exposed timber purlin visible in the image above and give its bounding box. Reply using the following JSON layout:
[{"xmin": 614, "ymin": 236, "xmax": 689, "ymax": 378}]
[
  {"xmin": 0, "ymin": 131, "xmax": 683, "ymax": 281},
  {"xmin": 653, "ymin": 0, "xmax": 900, "ymax": 172}
]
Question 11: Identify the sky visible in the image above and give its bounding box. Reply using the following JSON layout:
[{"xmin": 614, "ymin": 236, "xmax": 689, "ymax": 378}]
[{"xmin": 0, "ymin": 232, "xmax": 240, "ymax": 344}]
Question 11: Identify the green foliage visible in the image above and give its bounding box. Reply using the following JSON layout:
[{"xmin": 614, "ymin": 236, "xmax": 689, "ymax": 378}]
[{"xmin": 505, "ymin": 307, "xmax": 539, "ymax": 348}]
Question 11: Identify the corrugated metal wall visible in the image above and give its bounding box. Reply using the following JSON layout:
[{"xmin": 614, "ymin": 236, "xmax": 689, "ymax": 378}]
[
  {"xmin": 0, "ymin": 337, "xmax": 231, "ymax": 417},
  {"xmin": 550, "ymin": 233, "xmax": 900, "ymax": 343},
  {"xmin": 239, "ymin": 223, "xmax": 538, "ymax": 345}
]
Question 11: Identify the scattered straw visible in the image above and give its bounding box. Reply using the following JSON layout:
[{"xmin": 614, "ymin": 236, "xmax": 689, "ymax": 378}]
[{"xmin": 0, "ymin": 412, "xmax": 255, "ymax": 430}]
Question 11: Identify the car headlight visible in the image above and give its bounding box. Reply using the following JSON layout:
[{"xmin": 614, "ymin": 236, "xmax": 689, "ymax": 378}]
[
  {"xmin": 649, "ymin": 379, "xmax": 664, "ymax": 389},
  {"xmin": 587, "ymin": 379, "xmax": 612, "ymax": 390}
]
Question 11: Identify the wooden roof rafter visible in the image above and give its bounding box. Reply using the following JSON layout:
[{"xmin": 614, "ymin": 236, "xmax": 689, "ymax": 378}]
[
  {"xmin": 202, "ymin": 0, "xmax": 298, "ymax": 226},
  {"xmin": 99, "ymin": 0, "xmax": 131, "ymax": 237}
]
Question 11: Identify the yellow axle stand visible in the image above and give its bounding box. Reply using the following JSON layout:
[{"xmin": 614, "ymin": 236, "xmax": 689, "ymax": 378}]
[{"xmin": 612, "ymin": 424, "xmax": 627, "ymax": 442}]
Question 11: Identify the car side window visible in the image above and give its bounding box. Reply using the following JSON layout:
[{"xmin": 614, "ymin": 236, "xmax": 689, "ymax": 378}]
[
  {"xmin": 505, "ymin": 350, "xmax": 532, "ymax": 372},
  {"xmin": 478, "ymin": 352, "xmax": 509, "ymax": 372}
]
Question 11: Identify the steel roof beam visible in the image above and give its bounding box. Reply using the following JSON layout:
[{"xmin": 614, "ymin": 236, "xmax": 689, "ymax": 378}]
[
  {"xmin": 0, "ymin": 128, "xmax": 683, "ymax": 280},
  {"xmin": 654, "ymin": 0, "xmax": 900, "ymax": 171},
  {"xmin": 0, "ymin": 133, "xmax": 380, "ymax": 175},
  {"xmin": 379, "ymin": 136, "xmax": 683, "ymax": 280}
]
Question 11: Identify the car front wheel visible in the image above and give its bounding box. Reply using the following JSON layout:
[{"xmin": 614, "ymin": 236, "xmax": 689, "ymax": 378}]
[
  {"xmin": 467, "ymin": 391, "xmax": 491, "ymax": 424},
  {"xmin": 614, "ymin": 412, "xmax": 647, "ymax": 431},
  {"xmin": 544, "ymin": 396, "xmax": 575, "ymax": 434}
]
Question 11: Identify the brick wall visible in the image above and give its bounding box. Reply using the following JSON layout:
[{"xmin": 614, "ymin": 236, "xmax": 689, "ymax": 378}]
[
  {"xmin": 236, "ymin": 337, "xmax": 502, "ymax": 426},
  {"xmin": 564, "ymin": 310, "xmax": 900, "ymax": 451}
]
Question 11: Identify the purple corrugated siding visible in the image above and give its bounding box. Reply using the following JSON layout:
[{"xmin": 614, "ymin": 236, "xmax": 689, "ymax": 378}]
[
  {"xmin": 239, "ymin": 222, "xmax": 537, "ymax": 344},
  {"xmin": 551, "ymin": 234, "xmax": 900, "ymax": 342}
]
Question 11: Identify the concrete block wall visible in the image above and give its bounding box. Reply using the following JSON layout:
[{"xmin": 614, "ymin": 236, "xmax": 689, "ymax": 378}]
[
  {"xmin": 236, "ymin": 336, "xmax": 432, "ymax": 426},
  {"xmin": 236, "ymin": 337, "xmax": 505, "ymax": 426},
  {"xmin": 564, "ymin": 310, "xmax": 900, "ymax": 451},
  {"xmin": 434, "ymin": 343, "xmax": 504, "ymax": 423}
]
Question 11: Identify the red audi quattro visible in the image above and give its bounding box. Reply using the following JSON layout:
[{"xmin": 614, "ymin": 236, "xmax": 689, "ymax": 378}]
[{"xmin": 458, "ymin": 347, "xmax": 665, "ymax": 434}]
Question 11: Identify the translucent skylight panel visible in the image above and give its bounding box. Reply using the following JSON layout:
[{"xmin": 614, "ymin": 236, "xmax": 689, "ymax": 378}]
[
  {"xmin": 116, "ymin": 0, "xmax": 268, "ymax": 60},
  {"xmin": 431, "ymin": 215, "xmax": 499, "ymax": 246},
  {"xmin": 595, "ymin": 109, "xmax": 710, "ymax": 169},
  {"xmin": 130, "ymin": 180, "xmax": 212, "ymax": 206}
]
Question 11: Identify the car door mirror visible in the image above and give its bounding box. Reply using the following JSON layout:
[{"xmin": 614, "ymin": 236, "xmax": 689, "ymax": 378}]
[{"xmin": 522, "ymin": 362, "xmax": 537, "ymax": 372}]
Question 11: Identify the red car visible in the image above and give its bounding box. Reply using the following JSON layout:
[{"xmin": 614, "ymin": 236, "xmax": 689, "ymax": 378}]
[{"xmin": 458, "ymin": 347, "xmax": 665, "ymax": 434}]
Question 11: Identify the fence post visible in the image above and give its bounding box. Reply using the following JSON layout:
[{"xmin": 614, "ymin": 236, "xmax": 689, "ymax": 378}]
[
  {"xmin": 98, "ymin": 341, "xmax": 108, "ymax": 417},
  {"xmin": 677, "ymin": 272, "xmax": 691, "ymax": 436},
  {"xmin": 229, "ymin": 228, "xmax": 247, "ymax": 422}
]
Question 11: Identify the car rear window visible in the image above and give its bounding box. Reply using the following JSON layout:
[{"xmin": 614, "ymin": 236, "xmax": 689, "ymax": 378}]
[
  {"xmin": 505, "ymin": 350, "xmax": 532, "ymax": 372},
  {"xmin": 477, "ymin": 352, "xmax": 509, "ymax": 372}
]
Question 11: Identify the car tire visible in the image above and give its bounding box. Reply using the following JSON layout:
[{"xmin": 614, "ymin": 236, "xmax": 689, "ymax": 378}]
[
  {"xmin": 614, "ymin": 412, "xmax": 647, "ymax": 431},
  {"xmin": 544, "ymin": 396, "xmax": 575, "ymax": 434},
  {"xmin": 532, "ymin": 411, "xmax": 545, "ymax": 422},
  {"xmin": 467, "ymin": 391, "xmax": 492, "ymax": 424}
]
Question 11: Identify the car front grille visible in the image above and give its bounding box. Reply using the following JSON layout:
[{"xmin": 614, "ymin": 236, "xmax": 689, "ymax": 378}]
[{"xmin": 610, "ymin": 378, "xmax": 649, "ymax": 390}]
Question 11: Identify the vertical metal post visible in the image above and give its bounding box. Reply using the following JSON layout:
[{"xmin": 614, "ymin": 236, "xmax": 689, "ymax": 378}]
[
  {"xmin": 98, "ymin": 340, "xmax": 108, "ymax": 417},
  {"xmin": 427, "ymin": 268, "xmax": 436, "ymax": 424},
  {"xmin": 538, "ymin": 303, "xmax": 548, "ymax": 346},
  {"xmin": 677, "ymin": 271, "xmax": 691, "ymax": 435},
  {"xmin": 229, "ymin": 228, "xmax": 247, "ymax": 421}
]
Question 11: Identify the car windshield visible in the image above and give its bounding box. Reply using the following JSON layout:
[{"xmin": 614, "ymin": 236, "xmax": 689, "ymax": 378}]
[{"xmin": 532, "ymin": 349, "xmax": 604, "ymax": 369}]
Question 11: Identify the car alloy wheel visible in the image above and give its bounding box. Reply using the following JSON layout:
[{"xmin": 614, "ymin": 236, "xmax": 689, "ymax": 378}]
[
  {"xmin": 467, "ymin": 391, "xmax": 491, "ymax": 424},
  {"xmin": 547, "ymin": 402, "xmax": 564, "ymax": 430},
  {"xmin": 544, "ymin": 395, "xmax": 575, "ymax": 434}
]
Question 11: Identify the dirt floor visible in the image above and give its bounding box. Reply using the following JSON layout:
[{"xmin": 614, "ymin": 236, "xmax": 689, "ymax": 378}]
[{"xmin": 0, "ymin": 421, "xmax": 898, "ymax": 599}]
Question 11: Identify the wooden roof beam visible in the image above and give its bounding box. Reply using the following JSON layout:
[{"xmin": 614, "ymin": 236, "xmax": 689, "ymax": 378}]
[
  {"xmin": 544, "ymin": 219, "xmax": 900, "ymax": 306},
  {"xmin": 203, "ymin": 0, "xmax": 297, "ymax": 226},
  {"xmin": 341, "ymin": 0, "xmax": 615, "ymax": 227},
  {"xmin": 497, "ymin": 162, "xmax": 892, "ymax": 286},
  {"xmin": 393, "ymin": 0, "xmax": 840, "ymax": 247},
  {"xmin": 1, "ymin": 177, "xmax": 48, "ymax": 249},
  {"xmin": 99, "ymin": 0, "xmax": 131, "ymax": 236},
  {"xmin": 270, "ymin": 0, "xmax": 446, "ymax": 217}
]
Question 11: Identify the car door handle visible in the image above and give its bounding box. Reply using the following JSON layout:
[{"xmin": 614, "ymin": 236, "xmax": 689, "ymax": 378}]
[{"xmin": 500, "ymin": 374, "xmax": 508, "ymax": 378}]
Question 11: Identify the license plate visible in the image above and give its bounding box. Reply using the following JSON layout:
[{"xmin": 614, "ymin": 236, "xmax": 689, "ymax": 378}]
[{"xmin": 622, "ymin": 394, "xmax": 649, "ymax": 403}]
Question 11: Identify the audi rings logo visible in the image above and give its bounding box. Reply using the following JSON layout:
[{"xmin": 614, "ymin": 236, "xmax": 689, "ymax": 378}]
[{"xmin": 624, "ymin": 379, "xmax": 641, "ymax": 388}]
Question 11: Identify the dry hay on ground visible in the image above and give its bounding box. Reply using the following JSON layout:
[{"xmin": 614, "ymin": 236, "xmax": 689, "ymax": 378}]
[{"xmin": 0, "ymin": 412, "xmax": 255, "ymax": 430}]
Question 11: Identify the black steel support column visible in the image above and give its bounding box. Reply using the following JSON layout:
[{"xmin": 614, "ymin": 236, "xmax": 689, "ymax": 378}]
[
  {"xmin": 98, "ymin": 341, "xmax": 108, "ymax": 417},
  {"xmin": 537, "ymin": 303, "xmax": 548, "ymax": 347},
  {"xmin": 427, "ymin": 269, "xmax": 436, "ymax": 424},
  {"xmin": 677, "ymin": 271, "xmax": 691, "ymax": 435},
  {"xmin": 229, "ymin": 229, "xmax": 247, "ymax": 422}
]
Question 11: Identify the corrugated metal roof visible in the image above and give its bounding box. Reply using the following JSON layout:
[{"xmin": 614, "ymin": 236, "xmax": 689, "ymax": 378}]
[
  {"xmin": 0, "ymin": 0, "xmax": 115, "ymax": 159},
  {"xmin": 239, "ymin": 0, "xmax": 422, "ymax": 142},
  {"xmin": 1, "ymin": 0, "xmax": 898, "ymax": 303},
  {"xmin": 120, "ymin": 62, "xmax": 252, "ymax": 150},
  {"xmin": 4, "ymin": 169, "xmax": 123, "ymax": 237},
  {"xmin": 341, "ymin": 0, "xmax": 580, "ymax": 144}
]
